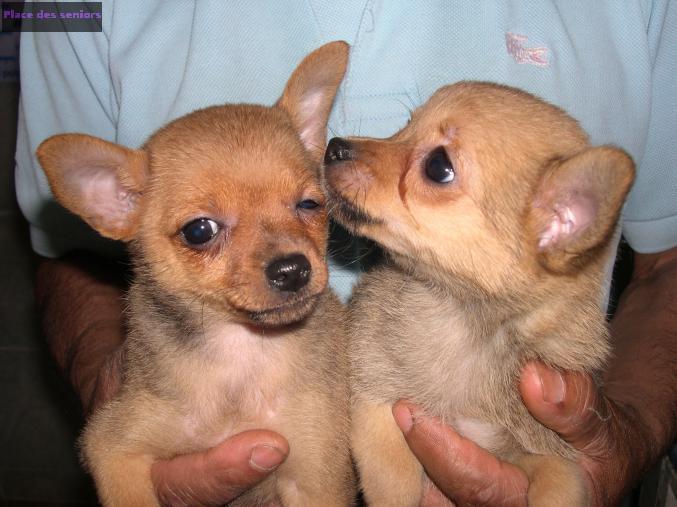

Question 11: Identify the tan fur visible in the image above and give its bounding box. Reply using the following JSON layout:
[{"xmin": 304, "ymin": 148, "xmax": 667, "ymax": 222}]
[
  {"xmin": 517, "ymin": 454, "xmax": 588, "ymax": 506},
  {"xmin": 38, "ymin": 41, "xmax": 355, "ymax": 506},
  {"xmin": 323, "ymin": 82, "xmax": 635, "ymax": 506},
  {"xmin": 350, "ymin": 401, "xmax": 424, "ymax": 506}
]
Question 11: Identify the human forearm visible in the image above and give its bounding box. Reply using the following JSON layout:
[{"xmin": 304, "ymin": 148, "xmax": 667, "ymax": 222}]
[
  {"xmin": 605, "ymin": 246, "xmax": 677, "ymax": 463},
  {"xmin": 35, "ymin": 251, "xmax": 128, "ymax": 413}
]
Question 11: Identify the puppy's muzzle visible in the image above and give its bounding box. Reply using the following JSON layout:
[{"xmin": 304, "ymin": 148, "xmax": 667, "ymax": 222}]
[
  {"xmin": 325, "ymin": 137, "xmax": 356, "ymax": 164},
  {"xmin": 265, "ymin": 253, "xmax": 311, "ymax": 293}
]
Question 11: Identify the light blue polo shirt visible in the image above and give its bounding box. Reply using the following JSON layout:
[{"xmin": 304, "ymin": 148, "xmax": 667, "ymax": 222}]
[{"xmin": 15, "ymin": 1, "xmax": 677, "ymax": 299}]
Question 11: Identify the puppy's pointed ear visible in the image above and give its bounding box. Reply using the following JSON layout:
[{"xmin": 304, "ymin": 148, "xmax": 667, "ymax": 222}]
[
  {"xmin": 37, "ymin": 134, "xmax": 149, "ymax": 242},
  {"xmin": 529, "ymin": 146, "xmax": 635, "ymax": 273},
  {"xmin": 276, "ymin": 41, "xmax": 349, "ymax": 163}
]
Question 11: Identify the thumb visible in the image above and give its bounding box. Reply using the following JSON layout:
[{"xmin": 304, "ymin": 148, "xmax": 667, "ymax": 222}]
[
  {"xmin": 152, "ymin": 430, "xmax": 289, "ymax": 506},
  {"xmin": 519, "ymin": 362, "xmax": 610, "ymax": 453},
  {"xmin": 393, "ymin": 401, "xmax": 529, "ymax": 507}
]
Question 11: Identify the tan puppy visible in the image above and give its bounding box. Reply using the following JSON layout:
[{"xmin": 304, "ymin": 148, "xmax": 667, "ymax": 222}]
[
  {"xmin": 37, "ymin": 41, "xmax": 355, "ymax": 506},
  {"xmin": 323, "ymin": 82, "xmax": 635, "ymax": 506}
]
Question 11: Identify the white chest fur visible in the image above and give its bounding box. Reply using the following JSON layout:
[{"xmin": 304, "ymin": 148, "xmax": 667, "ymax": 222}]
[
  {"xmin": 167, "ymin": 321, "xmax": 298, "ymax": 450},
  {"xmin": 452, "ymin": 417, "xmax": 504, "ymax": 453},
  {"xmin": 352, "ymin": 276, "xmax": 523, "ymax": 454}
]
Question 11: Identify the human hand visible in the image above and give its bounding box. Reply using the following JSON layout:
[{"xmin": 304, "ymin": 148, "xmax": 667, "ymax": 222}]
[
  {"xmin": 151, "ymin": 430, "xmax": 289, "ymax": 506},
  {"xmin": 392, "ymin": 361, "xmax": 650, "ymax": 506}
]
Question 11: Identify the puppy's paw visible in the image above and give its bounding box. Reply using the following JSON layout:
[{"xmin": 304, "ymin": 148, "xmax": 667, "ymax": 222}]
[
  {"xmin": 352, "ymin": 401, "xmax": 424, "ymax": 507},
  {"xmin": 81, "ymin": 416, "xmax": 159, "ymax": 507},
  {"xmin": 517, "ymin": 453, "xmax": 588, "ymax": 507},
  {"xmin": 89, "ymin": 455, "xmax": 159, "ymax": 507}
]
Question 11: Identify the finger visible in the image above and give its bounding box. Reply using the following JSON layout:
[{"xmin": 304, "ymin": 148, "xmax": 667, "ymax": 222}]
[
  {"xmin": 393, "ymin": 401, "xmax": 529, "ymax": 507},
  {"xmin": 151, "ymin": 430, "xmax": 289, "ymax": 506},
  {"xmin": 519, "ymin": 362, "xmax": 611, "ymax": 454}
]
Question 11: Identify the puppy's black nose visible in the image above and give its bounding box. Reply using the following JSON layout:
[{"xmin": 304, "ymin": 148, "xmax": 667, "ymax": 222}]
[
  {"xmin": 265, "ymin": 254, "xmax": 311, "ymax": 292},
  {"xmin": 325, "ymin": 137, "xmax": 355, "ymax": 165}
]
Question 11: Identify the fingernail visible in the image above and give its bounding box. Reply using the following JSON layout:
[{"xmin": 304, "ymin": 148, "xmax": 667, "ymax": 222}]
[
  {"xmin": 250, "ymin": 445, "xmax": 286, "ymax": 472},
  {"xmin": 536, "ymin": 364, "xmax": 565, "ymax": 404},
  {"xmin": 393, "ymin": 403, "xmax": 414, "ymax": 434}
]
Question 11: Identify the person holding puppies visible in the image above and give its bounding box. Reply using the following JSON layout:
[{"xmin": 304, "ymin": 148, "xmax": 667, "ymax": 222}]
[{"xmin": 16, "ymin": 2, "xmax": 676, "ymax": 505}]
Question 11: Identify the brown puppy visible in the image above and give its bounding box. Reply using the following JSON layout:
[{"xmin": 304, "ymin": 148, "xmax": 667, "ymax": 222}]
[
  {"xmin": 323, "ymin": 82, "xmax": 634, "ymax": 506},
  {"xmin": 37, "ymin": 42, "xmax": 354, "ymax": 506}
]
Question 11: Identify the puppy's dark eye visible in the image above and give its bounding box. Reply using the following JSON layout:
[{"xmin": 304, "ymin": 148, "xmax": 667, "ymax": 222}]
[
  {"xmin": 181, "ymin": 218, "xmax": 220, "ymax": 246},
  {"xmin": 424, "ymin": 147, "xmax": 455, "ymax": 184},
  {"xmin": 297, "ymin": 199, "xmax": 321, "ymax": 210}
]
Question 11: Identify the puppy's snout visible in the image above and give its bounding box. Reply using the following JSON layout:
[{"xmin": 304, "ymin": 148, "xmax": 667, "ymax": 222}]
[
  {"xmin": 265, "ymin": 254, "xmax": 312, "ymax": 292},
  {"xmin": 325, "ymin": 137, "xmax": 356, "ymax": 165}
]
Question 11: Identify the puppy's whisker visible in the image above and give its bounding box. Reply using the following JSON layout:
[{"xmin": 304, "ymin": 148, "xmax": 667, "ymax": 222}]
[
  {"xmin": 343, "ymin": 244, "xmax": 378, "ymax": 267},
  {"xmin": 394, "ymin": 96, "xmax": 414, "ymax": 119},
  {"xmin": 414, "ymin": 82, "xmax": 423, "ymax": 106},
  {"xmin": 327, "ymin": 241, "xmax": 363, "ymax": 262},
  {"xmin": 360, "ymin": 183, "xmax": 369, "ymax": 214},
  {"xmin": 408, "ymin": 84, "xmax": 424, "ymax": 112},
  {"xmin": 305, "ymin": 140, "xmax": 326, "ymax": 154},
  {"xmin": 200, "ymin": 299, "xmax": 206, "ymax": 339},
  {"xmin": 351, "ymin": 187, "xmax": 362, "ymax": 211}
]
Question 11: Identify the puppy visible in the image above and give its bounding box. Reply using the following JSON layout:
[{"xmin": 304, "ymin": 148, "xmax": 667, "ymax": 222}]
[
  {"xmin": 323, "ymin": 82, "xmax": 635, "ymax": 506},
  {"xmin": 37, "ymin": 41, "xmax": 355, "ymax": 506}
]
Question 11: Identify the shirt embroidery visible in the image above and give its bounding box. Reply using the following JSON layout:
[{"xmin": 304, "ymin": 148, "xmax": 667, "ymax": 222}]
[{"xmin": 505, "ymin": 32, "xmax": 549, "ymax": 67}]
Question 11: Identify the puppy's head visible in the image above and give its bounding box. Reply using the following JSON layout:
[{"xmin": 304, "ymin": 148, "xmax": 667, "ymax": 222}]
[
  {"xmin": 324, "ymin": 82, "xmax": 634, "ymax": 300},
  {"xmin": 38, "ymin": 41, "xmax": 349, "ymax": 327}
]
